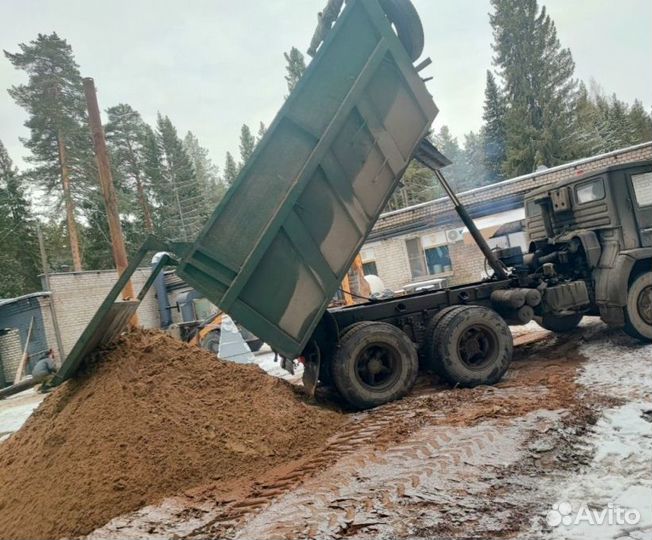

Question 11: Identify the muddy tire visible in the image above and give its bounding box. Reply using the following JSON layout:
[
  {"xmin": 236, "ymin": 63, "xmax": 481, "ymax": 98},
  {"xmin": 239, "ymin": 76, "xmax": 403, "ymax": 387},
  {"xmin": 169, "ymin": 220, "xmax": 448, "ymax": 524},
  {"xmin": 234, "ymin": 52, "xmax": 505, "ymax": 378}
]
[
  {"xmin": 535, "ymin": 313, "xmax": 583, "ymax": 333},
  {"xmin": 422, "ymin": 306, "xmax": 467, "ymax": 373},
  {"xmin": 332, "ymin": 322, "xmax": 418, "ymax": 409},
  {"xmin": 624, "ymin": 271, "xmax": 652, "ymax": 342},
  {"xmin": 319, "ymin": 322, "xmax": 368, "ymax": 386},
  {"xmin": 378, "ymin": 0, "xmax": 424, "ymax": 61},
  {"xmin": 429, "ymin": 306, "xmax": 513, "ymax": 387},
  {"xmin": 200, "ymin": 330, "xmax": 221, "ymax": 354}
]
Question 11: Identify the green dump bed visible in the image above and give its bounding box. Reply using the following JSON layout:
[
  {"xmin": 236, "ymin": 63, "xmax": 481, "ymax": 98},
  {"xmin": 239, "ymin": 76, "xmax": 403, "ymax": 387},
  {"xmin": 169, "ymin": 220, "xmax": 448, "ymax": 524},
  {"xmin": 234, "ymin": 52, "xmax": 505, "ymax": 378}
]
[{"xmin": 177, "ymin": 0, "xmax": 438, "ymax": 358}]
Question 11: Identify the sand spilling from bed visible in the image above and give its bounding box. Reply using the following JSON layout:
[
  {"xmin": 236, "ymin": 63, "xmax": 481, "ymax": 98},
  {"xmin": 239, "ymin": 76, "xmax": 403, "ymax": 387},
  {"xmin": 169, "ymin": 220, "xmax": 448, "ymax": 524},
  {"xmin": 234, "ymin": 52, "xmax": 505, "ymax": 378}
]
[{"xmin": 0, "ymin": 330, "xmax": 344, "ymax": 539}]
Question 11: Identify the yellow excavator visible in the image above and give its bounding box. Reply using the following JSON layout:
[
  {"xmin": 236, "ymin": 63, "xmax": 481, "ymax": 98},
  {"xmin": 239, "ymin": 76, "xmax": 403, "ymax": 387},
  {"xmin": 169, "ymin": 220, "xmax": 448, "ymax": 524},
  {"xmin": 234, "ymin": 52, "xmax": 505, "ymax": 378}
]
[
  {"xmin": 332, "ymin": 254, "xmax": 373, "ymax": 307},
  {"xmin": 182, "ymin": 311, "xmax": 264, "ymax": 354}
]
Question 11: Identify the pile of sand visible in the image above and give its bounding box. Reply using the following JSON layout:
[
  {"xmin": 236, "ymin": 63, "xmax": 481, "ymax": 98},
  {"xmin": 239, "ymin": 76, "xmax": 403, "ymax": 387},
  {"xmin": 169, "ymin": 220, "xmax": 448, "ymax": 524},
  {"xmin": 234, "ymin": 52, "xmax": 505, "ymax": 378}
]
[{"xmin": 0, "ymin": 330, "xmax": 344, "ymax": 539}]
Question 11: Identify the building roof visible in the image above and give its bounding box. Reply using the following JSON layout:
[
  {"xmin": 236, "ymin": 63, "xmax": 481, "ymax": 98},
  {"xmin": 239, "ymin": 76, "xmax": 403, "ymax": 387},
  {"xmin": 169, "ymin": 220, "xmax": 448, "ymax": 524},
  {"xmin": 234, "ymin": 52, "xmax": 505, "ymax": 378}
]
[
  {"xmin": 369, "ymin": 141, "xmax": 652, "ymax": 241},
  {"xmin": 526, "ymin": 159, "xmax": 652, "ymax": 199},
  {"xmin": 0, "ymin": 292, "xmax": 51, "ymax": 309},
  {"xmin": 380, "ymin": 142, "xmax": 652, "ymax": 219}
]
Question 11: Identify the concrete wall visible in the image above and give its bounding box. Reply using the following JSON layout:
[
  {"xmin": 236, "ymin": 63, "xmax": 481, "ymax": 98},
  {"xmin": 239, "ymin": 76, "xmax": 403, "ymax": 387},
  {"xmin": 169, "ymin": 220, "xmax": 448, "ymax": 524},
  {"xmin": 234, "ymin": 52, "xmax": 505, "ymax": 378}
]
[
  {"xmin": 364, "ymin": 142, "xmax": 652, "ymax": 290},
  {"xmin": 45, "ymin": 268, "xmax": 160, "ymax": 359}
]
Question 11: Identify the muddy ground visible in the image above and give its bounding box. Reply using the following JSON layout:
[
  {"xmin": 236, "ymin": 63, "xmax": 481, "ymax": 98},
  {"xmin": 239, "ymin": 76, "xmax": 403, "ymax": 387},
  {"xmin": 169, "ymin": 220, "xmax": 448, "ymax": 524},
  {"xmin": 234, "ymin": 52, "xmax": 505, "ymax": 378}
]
[{"xmin": 82, "ymin": 319, "xmax": 651, "ymax": 540}]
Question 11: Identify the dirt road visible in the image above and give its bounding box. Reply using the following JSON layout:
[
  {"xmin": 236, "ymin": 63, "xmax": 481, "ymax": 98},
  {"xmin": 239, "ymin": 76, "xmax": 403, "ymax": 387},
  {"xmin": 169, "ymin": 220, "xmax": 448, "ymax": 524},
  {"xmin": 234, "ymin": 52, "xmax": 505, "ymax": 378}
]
[{"xmin": 89, "ymin": 319, "xmax": 652, "ymax": 540}]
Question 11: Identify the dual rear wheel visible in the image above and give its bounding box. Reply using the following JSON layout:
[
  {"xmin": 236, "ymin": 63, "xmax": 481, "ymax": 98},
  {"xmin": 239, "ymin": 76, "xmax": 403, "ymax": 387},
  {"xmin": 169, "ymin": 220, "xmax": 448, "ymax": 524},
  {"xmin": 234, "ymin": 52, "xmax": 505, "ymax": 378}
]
[
  {"xmin": 331, "ymin": 322, "xmax": 418, "ymax": 410},
  {"xmin": 423, "ymin": 306, "xmax": 513, "ymax": 386},
  {"xmin": 331, "ymin": 306, "xmax": 513, "ymax": 409}
]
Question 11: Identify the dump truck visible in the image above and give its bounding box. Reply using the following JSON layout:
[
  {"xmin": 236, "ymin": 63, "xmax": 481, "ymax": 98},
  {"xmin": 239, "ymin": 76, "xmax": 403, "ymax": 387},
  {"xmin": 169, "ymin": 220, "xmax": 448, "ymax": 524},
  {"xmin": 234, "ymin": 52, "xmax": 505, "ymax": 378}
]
[{"xmin": 50, "ymin": 0, "xmax": 651, "ymax": 411}]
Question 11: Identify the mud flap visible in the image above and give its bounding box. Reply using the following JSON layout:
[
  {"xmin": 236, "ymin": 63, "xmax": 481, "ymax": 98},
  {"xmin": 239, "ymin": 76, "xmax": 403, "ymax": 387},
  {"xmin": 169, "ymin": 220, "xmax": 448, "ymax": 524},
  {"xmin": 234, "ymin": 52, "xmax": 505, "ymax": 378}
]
[{"xmin": 302, "ymin": 356, "xmax": 321, "ymax": 399}]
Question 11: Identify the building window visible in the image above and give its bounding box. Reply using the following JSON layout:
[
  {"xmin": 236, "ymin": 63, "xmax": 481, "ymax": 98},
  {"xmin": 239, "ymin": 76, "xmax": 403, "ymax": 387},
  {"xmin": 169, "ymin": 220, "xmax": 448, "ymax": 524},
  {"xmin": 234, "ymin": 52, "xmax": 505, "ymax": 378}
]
[
  {"xmin": 360, "ymin": 247, "xmax": 378, "ymax": 276},
  {"xmin": 424, "ymin": 245, "xmax": 452, "ymax": 275},
  {"xmin": 631, "ymin": 172, "xmax": 652, "ymax": 206},
  {"xmin": 362, "ymin": 261, "xmax": 378, "ymax": 276},
  {"xmin": 406, "ymin": 234, "xmax": 452, "ymax": 279}
]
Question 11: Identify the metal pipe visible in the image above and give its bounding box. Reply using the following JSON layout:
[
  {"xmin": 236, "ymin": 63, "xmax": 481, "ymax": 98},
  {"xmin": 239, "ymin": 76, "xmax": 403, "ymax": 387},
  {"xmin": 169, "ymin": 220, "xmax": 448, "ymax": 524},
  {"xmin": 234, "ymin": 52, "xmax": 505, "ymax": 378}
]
[
  {"xmin": 152, "ymin": 252, "xmax": 173, "ymax": 327},
  {"xmin": 37, "ymin": 222, "xmax": 65, "ymax": 360},
  {"xmin": 432, "ymin": 169, "xmax": 509, "ymax": 280}
]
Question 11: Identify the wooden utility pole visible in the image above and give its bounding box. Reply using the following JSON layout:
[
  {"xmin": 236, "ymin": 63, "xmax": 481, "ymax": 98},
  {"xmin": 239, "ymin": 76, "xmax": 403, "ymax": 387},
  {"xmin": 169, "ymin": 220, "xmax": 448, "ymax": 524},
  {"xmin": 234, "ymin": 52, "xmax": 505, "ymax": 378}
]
[{"xmin": 83, "ymin": 77, "xmax": 139, "ymax": 325}]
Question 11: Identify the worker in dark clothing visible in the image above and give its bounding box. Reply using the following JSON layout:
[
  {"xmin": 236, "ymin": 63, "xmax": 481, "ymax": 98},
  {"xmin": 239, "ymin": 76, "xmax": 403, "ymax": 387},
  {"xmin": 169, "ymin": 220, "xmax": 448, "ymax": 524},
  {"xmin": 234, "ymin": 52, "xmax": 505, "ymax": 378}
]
[{"xmin": 31, "ymin": 349, "xmax": 57, "ymax": 381}]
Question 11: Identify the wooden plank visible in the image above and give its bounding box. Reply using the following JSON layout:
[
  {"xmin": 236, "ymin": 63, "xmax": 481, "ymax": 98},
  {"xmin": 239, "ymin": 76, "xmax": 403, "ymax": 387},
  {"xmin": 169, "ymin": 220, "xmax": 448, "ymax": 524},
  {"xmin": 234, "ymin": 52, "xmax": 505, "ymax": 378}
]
[{"xmin": 13, "ymin": 316, "xmax": 35, "ymax": 384}]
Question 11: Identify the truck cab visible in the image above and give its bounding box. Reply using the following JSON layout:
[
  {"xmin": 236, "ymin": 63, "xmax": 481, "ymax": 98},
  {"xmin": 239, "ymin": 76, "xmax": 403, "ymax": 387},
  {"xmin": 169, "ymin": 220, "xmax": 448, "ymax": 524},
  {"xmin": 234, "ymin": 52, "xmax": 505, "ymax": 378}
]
[{"xmin": 522, "ymin": 160, "xmax": 652, "ymax": 340}]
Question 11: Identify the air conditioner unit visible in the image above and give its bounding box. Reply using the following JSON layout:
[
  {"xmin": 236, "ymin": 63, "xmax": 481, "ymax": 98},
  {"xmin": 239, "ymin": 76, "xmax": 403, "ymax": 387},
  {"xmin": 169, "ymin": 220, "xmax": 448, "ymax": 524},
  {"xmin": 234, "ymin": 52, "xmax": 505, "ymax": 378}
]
[
  {"xmin": 403, "ymin": 278, "xmax": 448, "ymax": 294},
  {"xmin": 446, "ymin": 227, "xmax": 465, "ymax": 243}
]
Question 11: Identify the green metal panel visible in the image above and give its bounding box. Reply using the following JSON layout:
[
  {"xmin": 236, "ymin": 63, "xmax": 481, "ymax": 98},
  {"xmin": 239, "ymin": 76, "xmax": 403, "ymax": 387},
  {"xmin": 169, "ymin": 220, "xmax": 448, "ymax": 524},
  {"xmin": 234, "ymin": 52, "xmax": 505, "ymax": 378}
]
[
  {"xmin": 177, "ymin": 0, "xmax": 438, "ymax": 358},
  {"xmin": 50, "ymin": 237, "xmax": 171, "ymax": 386}
]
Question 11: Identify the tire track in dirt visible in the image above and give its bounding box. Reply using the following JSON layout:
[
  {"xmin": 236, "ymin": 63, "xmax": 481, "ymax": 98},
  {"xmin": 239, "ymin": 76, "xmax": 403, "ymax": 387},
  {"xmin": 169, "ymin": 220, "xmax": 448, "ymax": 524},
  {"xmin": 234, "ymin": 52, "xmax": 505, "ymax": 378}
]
[
  {"xmin": 187, "ymin": 378, "xmax": 567, "ymax": 540},
  {"xmin": 184, "ymin": 396, "xmax": 438, "ymax": 539},
  {"xmin": 229, "ymin": 411, "xmax": 558, "ymax": 540},
  {"xmin": 91, "ymin": 323, "xmax": 603, "ymax": 539},
  {"xmin": 185, "ymin": 323, "xmax": 607, "ymax": 539}
]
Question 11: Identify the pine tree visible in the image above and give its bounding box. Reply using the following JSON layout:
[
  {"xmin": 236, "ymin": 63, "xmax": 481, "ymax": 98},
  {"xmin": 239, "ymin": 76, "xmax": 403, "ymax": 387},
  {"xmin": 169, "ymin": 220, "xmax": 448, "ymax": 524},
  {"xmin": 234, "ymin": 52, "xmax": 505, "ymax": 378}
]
[
  {"xmin": 433, "ymin": 126, "xmax": 466, "ymax": 189},
  {"xmin": 387, "ymin": 161, "xmax": 440, "ymax": 211},
  {"xmin": 239, "ymin": 124, "xmax": 256, "ymax": 166},
  {"xmin": 604, "ymin": 94, "xmax": 636, "ymax": 149},
  {"xmin": 0, "ymin": 140, "xmax": 40, "ymax": 297},
  {"xmin": 5, "ymin": 33, "xmax": 91, "ymax": 270},
  {"xmin": 183, "ymin": 131, "xmax": 224, "ymax": 210},
  {"xmin": 223, "ymin": 151, "xmax": 238, "ymax": 186},
  {"xmin": 39, "ymin": 218, "xmax": 71, "ymax": 272},
  {"xmin": 461, "ymin": 132, "xmax": 488, "ymax": 190},
  {"xmin": 628, "ymin": 100, "xmax": 652, "ymax": 143},
  {"xmin": 156, "ymin": 114, "xmax": 202, "ymax": 241},
  {"xmin": 77, "ymin": 193, "xmax": 114, "ymax": 270},
  {"xmin": 257, "ymin": 122, "xmax": 267, "ymax": 144},
  {"xmin": 105, "ymin": 104, "xmax": 154, "ymax": 234},
  {"xmin": 571, "ymin": 81, "xmax": 606, "ymax": 156},
  {"xmin": 482, "ymin": 71, "xmax": 507, "ymax": 182},
  {"xmin": 283, "ymin": 47, "xmax": 306, "ymax": 94},
  {"xmin": 490, "ymin": 0, "xmax": 578, "ymax": 176}
]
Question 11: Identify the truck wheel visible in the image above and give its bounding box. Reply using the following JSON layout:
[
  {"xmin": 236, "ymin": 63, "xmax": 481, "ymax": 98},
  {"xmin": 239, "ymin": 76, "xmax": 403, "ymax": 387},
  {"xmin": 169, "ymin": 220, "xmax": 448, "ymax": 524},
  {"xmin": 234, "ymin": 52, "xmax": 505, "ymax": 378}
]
[
  {"xmin": 332, "ymin": 322, "xmax": 418, "ymax": 409},
  {"xmin": 535, "ymin": 313, "xmax": 583, "ymax": 333},
  {"xmin": 430, "ymin": 306, "xmax": 513, "ymax": 387},
  {"xmin": 200, "ymin": 330, "xmax": 221, "ymax": 355},
  {"xmin": 624, "ymin": 271, "xmax": 652, "ymax": 342},
  {"xmin": 378, "ymin": 0, "xmax": 424, "ymax": 61},
  {"xmin": 319, "ymin": 321, "xmax": 367, "ymax": 386},
  {"xmin": 422, "ymin": 306, "xmax": 467, "ymax": 373}
]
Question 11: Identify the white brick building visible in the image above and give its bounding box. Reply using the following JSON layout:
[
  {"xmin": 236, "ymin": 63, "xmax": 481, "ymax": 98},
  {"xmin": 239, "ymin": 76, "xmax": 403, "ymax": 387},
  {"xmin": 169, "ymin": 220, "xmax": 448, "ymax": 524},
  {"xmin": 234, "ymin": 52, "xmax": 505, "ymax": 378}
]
[
  {"xmin": 361, "ymin": 142, "xmax": 652, "ymax": 291},
  {"xmin": 43, "ymin": 268, "xmax": 160, "ymax": 359}
]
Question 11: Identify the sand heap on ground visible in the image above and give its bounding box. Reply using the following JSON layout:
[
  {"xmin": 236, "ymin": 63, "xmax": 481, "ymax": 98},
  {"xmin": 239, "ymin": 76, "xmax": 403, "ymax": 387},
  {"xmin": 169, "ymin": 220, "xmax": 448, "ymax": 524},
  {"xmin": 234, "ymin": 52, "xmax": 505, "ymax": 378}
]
[{"xmin": 0, "ymin": 330, "xmax": 344, "ymax": 540}]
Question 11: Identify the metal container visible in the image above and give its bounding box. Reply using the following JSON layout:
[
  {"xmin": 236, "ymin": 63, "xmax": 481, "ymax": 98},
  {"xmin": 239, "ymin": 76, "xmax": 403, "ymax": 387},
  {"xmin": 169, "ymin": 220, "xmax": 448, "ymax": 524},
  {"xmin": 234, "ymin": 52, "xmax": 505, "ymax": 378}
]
[{"xmin": 177, "ymin": 0, "xmax": 438, "ymax": 358}]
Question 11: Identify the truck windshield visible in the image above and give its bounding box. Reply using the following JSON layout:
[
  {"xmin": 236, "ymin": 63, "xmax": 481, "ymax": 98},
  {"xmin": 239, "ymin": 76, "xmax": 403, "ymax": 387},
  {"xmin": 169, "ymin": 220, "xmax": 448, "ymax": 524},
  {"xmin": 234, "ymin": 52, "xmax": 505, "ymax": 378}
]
[{"xmin": 631, "ymin": 172, "xmax": 652, "ymax": 206}]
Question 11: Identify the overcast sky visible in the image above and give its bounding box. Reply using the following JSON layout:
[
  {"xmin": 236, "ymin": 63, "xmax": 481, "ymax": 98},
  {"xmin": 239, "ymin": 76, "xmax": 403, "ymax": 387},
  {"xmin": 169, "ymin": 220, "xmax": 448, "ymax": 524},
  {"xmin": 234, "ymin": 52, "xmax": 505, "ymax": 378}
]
[{"xmin": 1, "ymin": 0, "xmax": 651, "ymax": 174}]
